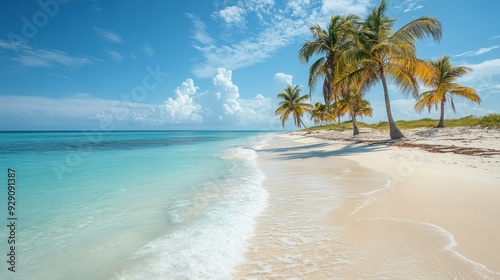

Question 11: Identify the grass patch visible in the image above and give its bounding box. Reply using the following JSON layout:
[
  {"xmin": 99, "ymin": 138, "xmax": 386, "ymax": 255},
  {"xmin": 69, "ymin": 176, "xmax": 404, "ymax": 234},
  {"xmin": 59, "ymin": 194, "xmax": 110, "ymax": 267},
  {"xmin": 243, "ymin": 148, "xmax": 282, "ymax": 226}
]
[
  {"xmin": 305, "ymin": 114, "xmax": 500, "ymax": 132},
  {"xmin": 479, "ymin": 114, "xmax": 500, "ymax": 129}
]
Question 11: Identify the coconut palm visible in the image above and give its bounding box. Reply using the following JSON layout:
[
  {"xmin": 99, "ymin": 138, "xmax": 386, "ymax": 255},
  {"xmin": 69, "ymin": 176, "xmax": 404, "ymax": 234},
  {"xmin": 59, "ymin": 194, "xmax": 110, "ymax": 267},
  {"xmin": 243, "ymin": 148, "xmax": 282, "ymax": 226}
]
[
  {"xmin": 415, "ymin": 55, "xmax": 480, "ymax": 128},
  {"xmin": 339, "ymin": 90, "xmax": 373, "ymax": 135},
  {"xmin": 310, "ymin": 102, "xmax": 332, "ymax": 126},
  {"xmin": 298, "ymin": 14, "xmax": 360, "ymax": 125},
  {"xmin": 275, "ymin": 85, "xmax": 313, "ymax": 133},
  {"xmin": 340, "ymin": 0, "xmax": 442, "ymax": 139}
]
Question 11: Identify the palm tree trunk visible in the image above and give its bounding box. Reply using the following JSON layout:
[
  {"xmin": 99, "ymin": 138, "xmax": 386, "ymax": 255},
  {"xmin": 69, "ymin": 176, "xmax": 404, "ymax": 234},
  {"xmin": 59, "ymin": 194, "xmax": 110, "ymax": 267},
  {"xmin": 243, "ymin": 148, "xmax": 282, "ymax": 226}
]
[
  {"xmin": 300, "ymin": 119, "xmax": 311, "ymax": 133},
  {"xmin": 351, "ymin": 106, "xmax": 360, "ymax": 136},
  {"xmin": 380, "ymin": 68, "xmax": 405, "ymax": 139},
  {"xmin": 437, "ymin": 99, "xmax": 446, "ymax": 128},
  {"xmin": 352, "ymin": 117, "xmax": 360, "ymax": 136}
]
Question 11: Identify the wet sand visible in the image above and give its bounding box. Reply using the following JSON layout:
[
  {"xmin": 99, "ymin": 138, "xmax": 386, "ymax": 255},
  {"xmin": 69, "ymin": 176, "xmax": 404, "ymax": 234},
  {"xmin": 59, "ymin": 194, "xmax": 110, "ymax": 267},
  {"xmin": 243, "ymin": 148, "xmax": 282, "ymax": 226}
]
[{"xmin": 236, "ymin": 129, "xmax": 500, "ymax": 279}]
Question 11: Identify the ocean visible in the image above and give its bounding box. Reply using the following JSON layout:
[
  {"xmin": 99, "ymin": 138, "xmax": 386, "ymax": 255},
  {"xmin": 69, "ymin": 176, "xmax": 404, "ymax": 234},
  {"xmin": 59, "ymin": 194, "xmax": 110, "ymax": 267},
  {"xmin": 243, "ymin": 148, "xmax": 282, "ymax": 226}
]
[{"xmin": 0, "ymin": 131, "xmax": 271, "ymax": 280}]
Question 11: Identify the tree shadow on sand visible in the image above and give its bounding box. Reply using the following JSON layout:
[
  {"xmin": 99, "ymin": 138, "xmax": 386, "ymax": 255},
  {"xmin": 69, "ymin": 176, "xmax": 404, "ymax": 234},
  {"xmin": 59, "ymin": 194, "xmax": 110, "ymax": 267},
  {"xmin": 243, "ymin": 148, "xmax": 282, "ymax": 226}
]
[{"xmin": 262, "ymin": 141, "xmax": 389, "ymax": 160}]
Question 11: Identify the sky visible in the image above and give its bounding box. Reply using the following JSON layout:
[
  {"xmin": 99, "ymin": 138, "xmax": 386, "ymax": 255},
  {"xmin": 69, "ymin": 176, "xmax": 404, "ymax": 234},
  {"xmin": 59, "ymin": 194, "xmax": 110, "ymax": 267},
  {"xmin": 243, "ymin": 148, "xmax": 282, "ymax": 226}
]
[{"xmin": 0, "ymin": 0, "xmax": 499, "ymax": 131}]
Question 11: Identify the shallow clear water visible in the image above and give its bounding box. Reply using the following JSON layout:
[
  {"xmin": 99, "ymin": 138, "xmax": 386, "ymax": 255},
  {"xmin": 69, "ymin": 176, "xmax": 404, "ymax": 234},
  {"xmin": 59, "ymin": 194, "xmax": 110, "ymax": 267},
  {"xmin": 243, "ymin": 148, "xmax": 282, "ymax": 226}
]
[{"xmin": 0, "ymin": 131, "xmax": 270, "ymax": 280}]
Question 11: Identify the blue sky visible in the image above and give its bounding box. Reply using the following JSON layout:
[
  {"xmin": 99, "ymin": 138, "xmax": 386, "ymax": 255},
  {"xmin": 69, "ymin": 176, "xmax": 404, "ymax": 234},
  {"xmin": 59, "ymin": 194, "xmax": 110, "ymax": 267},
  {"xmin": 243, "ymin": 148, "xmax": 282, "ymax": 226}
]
[{"xmin": 1, "ymin": 0, "xmax": 499, "ymax": 130}]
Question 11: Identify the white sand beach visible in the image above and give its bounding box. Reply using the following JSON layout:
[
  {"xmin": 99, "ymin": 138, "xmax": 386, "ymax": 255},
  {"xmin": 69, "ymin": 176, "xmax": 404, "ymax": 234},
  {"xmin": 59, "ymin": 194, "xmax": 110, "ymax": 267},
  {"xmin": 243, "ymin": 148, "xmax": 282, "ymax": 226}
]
[{"xmin": 236, "ymin": 128, "xmax": 500, "ymax": 279}]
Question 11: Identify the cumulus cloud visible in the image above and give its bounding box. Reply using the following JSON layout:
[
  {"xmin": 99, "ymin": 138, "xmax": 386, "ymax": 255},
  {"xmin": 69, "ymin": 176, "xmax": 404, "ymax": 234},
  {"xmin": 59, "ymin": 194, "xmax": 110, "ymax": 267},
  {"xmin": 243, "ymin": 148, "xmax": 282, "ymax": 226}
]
[
  {"xmin": 211, "ymin": 68, "xmax": 276, "ymax": 127},
  {"xmin": 274, "ymin": 72, "xmax": 293, "ymax": 87},
  {"xmin": 152, "ymin": 79, "xmax": 203, "ymax": 124},
  {"xmin": 217, "ymin": 6, "xmax": 246, "ymax": 27},
  {"xmin": 213, "ymin": 68, "xmax": 240, "ymax": 100},
  {"xmin": 149, "ymin": 68, "xmax": 276, "ymax": 127},
  {"xmin": 0, "ymin": 68, "xmax": 278, "ymax": 130}
]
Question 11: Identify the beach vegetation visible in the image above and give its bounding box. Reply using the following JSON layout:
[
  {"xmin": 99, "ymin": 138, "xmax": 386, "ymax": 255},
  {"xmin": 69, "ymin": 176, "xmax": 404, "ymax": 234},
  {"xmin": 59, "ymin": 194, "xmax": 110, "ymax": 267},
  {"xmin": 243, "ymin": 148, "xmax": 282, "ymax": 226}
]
[
  {"xmin": 275, "ymin": 85, "xmax": 313, "ymax": 133},
  {"xmin": 299, "ymin": 14, "xmax": 360, "ymax": 125},
  {"xmin": 338, "ymin": 90, "xmax": 373, "ymax": 135},
  {"xmin": 310, "ymin": 102, "xmax": 336, "ymax": 126},
  {"xmin": 338, "ymin": 0, "xmax": 442, "ymax": 139},
  {"xmin": 307, "ymin": 114, "xmax": 500, "ymax": 131},
  {"xmin": 415, "ymin": 55, "xmax": 480, "ymax": 128}
]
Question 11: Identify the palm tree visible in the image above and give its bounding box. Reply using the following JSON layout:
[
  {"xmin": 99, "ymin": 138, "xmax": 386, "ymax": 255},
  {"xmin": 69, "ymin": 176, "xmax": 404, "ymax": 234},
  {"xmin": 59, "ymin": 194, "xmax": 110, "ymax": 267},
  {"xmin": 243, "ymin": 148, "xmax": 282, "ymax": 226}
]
[
  {"xmin": 275, "ymin": 85, "xmax": 313, "ymax": 133},
  {"xmin": 415, "ymin": 55, "xmax": 480, "ymax": 128},
  {"xmin": 339, "ymin": 90, "xmax": 373, "ymax": 135},
  {"xmin": 310, "ymin": 102, "xmax": 331, "ymax": 126},
  {"xmin": 298, "ymin": 14, "xmax": 360, "ymax": 125},
  {"xmin": 340, "ymin": 0, "xmax": 442, "ymax": 139}
]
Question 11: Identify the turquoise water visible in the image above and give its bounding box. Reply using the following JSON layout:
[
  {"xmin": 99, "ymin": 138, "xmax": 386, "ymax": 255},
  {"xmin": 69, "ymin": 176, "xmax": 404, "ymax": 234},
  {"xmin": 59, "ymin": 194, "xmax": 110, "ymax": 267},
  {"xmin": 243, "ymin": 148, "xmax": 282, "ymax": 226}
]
[{"xmin": 0, "ymin": 131, "xmax": 270, "ymax": 279}]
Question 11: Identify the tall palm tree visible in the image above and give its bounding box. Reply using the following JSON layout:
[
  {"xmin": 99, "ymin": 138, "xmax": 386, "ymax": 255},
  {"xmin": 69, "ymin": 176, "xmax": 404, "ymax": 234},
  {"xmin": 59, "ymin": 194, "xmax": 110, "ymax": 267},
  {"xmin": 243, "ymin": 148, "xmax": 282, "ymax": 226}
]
[
  {"xmin": 339, "ymin": 90, "xmax": 373, "ymax": 135},
  {"xmin": 298, "ymin": 14, "xmax": 360, "ymax": 125},
  {"xmin": 415, "ymin": 55, "xmax": 480, "ymax": 128},
  {"xmin": 275, "ymin": 85, "xmax": 313, "ymax": 133},
  {"xmin": 340, "ymin": 0, "xmax": 442, "ymax": 139}
]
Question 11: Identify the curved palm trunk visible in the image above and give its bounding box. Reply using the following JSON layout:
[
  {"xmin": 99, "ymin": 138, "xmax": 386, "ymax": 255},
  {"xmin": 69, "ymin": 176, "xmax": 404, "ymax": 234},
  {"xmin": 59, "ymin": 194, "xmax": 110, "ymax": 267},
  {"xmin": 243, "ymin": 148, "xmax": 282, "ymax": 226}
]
[
  {"xmin": 350, "ymin": 105, "xmax": 360, "ymax": 136},
  {"xmin": 380, "ymin": 68, "xmax": 405, "ymax": 139},
  {"xmin": 352, "ymin": 118, "xmax": 360, "ymax": 135},
  {"xmin": 437, "ymin": 99, "xmax": 446, "ymax": 128},
  {"xmin": 300, "ymin": 119, "xmax": 312, "ymax": 133}
]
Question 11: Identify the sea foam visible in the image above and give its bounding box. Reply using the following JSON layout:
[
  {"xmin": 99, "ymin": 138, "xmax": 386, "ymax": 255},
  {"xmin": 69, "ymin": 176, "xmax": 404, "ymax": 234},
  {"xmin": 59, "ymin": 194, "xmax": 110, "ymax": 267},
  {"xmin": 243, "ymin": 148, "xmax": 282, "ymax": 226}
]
[{"xmin": 114, "ymin": 146, "xmax": 268, "ymax": 279}]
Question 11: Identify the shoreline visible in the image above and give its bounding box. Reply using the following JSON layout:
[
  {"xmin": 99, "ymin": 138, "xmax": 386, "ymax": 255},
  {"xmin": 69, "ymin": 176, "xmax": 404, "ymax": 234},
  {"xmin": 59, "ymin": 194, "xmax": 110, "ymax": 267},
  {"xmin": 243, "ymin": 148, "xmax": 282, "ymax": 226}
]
[{"xmin": 236, "ymin": 128, "xmax": 500, "ymax": 278}]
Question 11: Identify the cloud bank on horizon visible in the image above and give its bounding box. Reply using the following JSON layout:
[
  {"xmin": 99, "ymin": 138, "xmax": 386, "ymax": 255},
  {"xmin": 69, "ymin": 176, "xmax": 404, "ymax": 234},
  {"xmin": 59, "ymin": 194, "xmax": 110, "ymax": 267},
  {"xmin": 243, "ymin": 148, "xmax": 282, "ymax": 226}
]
[{"xmin": 0, "ymin": 68, "xmax": 279, "ymax": 130}]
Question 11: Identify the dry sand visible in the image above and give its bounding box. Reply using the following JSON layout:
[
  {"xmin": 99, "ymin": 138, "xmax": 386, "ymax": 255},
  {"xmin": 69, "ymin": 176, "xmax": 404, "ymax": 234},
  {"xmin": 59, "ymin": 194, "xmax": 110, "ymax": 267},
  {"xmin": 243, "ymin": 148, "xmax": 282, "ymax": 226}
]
[{"xmin": 235, "ymin": 127, "xmax": 500, "ymax": 279}]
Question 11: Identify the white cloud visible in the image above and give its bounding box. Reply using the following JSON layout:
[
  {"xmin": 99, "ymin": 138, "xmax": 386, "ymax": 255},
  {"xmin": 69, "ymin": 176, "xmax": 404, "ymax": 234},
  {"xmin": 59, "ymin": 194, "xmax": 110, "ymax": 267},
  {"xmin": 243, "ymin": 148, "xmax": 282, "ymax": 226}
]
[
  {"xmin": 106, "ymin": 50, "xmax": 124, "ymax": 62},
  {"xmin": 0, "ymin": 40, "xmax": 94, "ymax": 69},
  {"xmin": 404, "ymin": 5, "xmax": 422, "ymax": 12},
  {"xmin": 217, "ymin": 6, "xmax": 246, "ymax": 27},
  {"xmin": 0, "ymin": 69, "xmax": 279, "ymax": 129},
  {"xmin": 189, "ymin": 0, "xmax": 373, "ymax": 78},
  {"xmin": 287, "ymin": 0, "xmax": 311, "ymax": 17},
  {"xmin": 274, "ymin": 72, "xmax": 293, "ymax": 87},
  {"xmin": 186, "ymin": 14, "xmax": 215, "ymax": 47},
  {"xmin": 143, "ymin": 44, "xmax": 155, "ymax": 57},
  {"xmin": 0, "ymin": 39, "xmax": 22, "ymax": 51},
  {"xmin": 213, "ymin": 68, "xmax": 240, "ymax": 100},
  {"xmin": 94, "ymin": 28, "xmax": 124, "ymax": 44},
  {"xmin": 15, "ymin": 49, "xmax": 93, "ymax": 68},
  {"xmin": 213, "ymin": 68, "xmax": 242, "ymax": 115},
  {"xmin": 0, "ymin": 94, "xmax": 155, "ymax": 129},
  {"xmin": 233, "ymin": 94, "xmax": 276, "ymax": 126},
  {"xmin": 394, "ymin": 0, "xmax": 423, "ymax": 13},
  {"xmin": 491, "ymin": 35, "xmax": 500, "ymax": 39},
  {"xmin": 454, "ymin": 45, "xmax": 499, "ymax": 57},
  {"xmin": 152, "ymin": 79, "xmax": 203, "ymax": 124},
  {"xmin": 459, "ymin": 59, "xmax": 500, "ymax": 84},
  {"xmin": 457, "ymin": 59, "xmax": 500, "ymax": 103},
  {"xmin": 211, "ymin": 68, "xmax": 276, "ymax": 127},
  {"xmin": 321, "ymin": 0, "xmax": 372, "ymax": 16}
]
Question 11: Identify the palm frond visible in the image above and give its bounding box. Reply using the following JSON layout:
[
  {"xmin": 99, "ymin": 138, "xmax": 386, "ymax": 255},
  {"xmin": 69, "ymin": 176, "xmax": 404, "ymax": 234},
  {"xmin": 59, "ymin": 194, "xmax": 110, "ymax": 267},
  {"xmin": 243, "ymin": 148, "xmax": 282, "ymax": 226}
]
[{"xmin": 391, "ymin": 17, "xmax": 442, "ymax": 45}]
